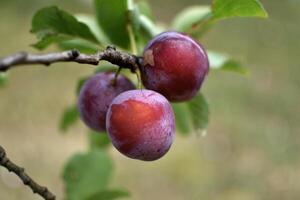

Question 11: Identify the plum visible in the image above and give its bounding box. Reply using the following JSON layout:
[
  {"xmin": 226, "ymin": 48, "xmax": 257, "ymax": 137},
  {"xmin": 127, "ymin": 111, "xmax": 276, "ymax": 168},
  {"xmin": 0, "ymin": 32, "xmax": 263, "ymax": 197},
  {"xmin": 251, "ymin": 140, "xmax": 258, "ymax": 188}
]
[
  {"xmin": 78, "ymin": 72, "xmax": 135, "ymax": 132},
  {"xmin": 106, "ymin": 89, "xmax": 175, "ymax": 161},
  {"xmin": 140, "ymin": 31, "xmax": 209, "ymax": 102}
]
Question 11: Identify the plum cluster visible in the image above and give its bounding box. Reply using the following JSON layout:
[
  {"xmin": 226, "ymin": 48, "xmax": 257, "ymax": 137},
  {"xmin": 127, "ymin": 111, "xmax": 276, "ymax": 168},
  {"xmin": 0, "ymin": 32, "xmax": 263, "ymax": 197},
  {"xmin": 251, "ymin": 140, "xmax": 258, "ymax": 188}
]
[{"xmin": 78, "ymin": 31, "xmax": 209, "ymax": 161}]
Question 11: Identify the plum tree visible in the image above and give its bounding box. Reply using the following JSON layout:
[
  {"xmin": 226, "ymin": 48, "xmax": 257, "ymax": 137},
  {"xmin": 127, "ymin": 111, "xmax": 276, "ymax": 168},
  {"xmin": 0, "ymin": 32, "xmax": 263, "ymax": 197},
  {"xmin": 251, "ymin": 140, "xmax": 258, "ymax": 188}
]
[
  {"xmin": 106, "ymin": 89, "xmax": 175, "ymax": 161},
  {"xmin": 140, "ymin": 31, "xmax": 209, "ymax": 102},
  {"xmin": 78, "ymin": 72, "xmax": 135, "ymax": 132},
  {"xmin": 0, "ymin": 0, "xmax": 270, "ymax": 199}
]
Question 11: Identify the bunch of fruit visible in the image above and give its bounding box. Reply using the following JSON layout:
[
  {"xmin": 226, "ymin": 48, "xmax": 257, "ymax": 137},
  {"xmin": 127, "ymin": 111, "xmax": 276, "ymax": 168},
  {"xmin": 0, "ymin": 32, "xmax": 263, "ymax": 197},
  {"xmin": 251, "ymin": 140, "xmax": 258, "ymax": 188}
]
[{"xmin": 78, "ymin": 31, "xmax": 209, "ymax": 161}]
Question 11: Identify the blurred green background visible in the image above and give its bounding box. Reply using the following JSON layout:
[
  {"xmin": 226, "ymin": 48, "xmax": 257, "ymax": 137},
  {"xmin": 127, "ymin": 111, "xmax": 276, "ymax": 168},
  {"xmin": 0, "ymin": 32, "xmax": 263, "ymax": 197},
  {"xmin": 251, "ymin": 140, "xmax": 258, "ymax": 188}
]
[{"xmin": 0, "ymin": 0, "xmax": 300, "ymax": 199}]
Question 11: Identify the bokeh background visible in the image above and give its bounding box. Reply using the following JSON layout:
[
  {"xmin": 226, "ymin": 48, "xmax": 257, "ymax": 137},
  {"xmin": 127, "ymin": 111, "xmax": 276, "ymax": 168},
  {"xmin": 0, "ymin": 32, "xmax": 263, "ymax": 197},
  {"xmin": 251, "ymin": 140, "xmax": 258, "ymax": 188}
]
[{"xmin": 0, "ymin": 0, "xmax": 300, "ymax": 199}]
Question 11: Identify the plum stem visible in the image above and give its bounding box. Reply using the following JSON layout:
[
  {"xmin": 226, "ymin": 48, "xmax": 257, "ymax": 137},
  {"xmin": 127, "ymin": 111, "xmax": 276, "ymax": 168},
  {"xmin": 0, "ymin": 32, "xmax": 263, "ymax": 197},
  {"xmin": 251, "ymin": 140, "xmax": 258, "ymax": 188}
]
[
  {"xmin": 112, "ymin": 66, "xmax": 122, "ymax": 86},
  {"xmin": 127, "ymin": 24, "xmax": 138, "ymax": 55},
  {"xmin": 0, "ymin": 145, "xmax": 56, "ymax": 200},
  {"xmin": 0, "ymin": 46, "xmax": 142, "ymax": 73}
]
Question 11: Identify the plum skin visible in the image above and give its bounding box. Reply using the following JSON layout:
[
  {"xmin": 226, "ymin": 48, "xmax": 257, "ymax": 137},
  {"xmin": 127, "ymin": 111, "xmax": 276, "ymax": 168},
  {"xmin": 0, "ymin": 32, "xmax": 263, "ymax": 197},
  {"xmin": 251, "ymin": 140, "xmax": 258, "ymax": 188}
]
[
  {"xmin": 78, "ymin": 72, "xmax": 135, "ymax": 132},
  {"xmin": 140, "ymin": 31, "xmax": 209, "ymax": 102},
  {"xmin": 106, "ymin": 89, "xmax": 175, "ymax": 161}
]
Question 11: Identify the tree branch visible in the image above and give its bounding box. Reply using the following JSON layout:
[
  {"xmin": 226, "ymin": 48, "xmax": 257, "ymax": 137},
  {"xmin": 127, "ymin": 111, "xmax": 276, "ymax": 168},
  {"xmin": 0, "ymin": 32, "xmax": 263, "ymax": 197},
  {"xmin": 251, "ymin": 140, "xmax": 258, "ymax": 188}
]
[
  {"xmin": 0, "ymin": 145, "xmax": 56, "ymax": 200},
  {"xmin": 0, "ymin": 46, "xmax": 142, "ymax": 72}
]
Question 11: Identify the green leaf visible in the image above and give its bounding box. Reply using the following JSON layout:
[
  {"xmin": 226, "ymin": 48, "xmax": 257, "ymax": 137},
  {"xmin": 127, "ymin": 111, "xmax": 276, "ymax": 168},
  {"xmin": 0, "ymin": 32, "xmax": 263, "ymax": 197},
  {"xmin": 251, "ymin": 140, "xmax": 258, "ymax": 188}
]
[
  {"xmin": 173, "ymin": 93, "xmax": 209, "ymax": 135},
  {"xmin": 59, "ymin": 105, "xmax": 79, "ymax": 132},
  {"xmin": 172, "ymin": 6, "xmax": 212, "ymax": 33},
  {"xmin": 127, "ymin": 0, "xmax": 141, "ymax": 32},
  {"xmin": 63, "ymin": 150, "xmax": 113, "ymax": 200},
  {"xmin": 137, "ymin": 1, "xmax": 154, "ymax": 20},
  {"xmin": 94, "ymin": 0, "xmax": 130, "ymax": 49},
  {"xmin": 126, "ymin": 0, "xmax": 141, "ymax": 54},
  {"xmin": 221, "ymin": 60, "xmax": 248, "ymax": 74},
  {"xmin": 86, "ymin": 190, "xmax": 130, "ymax": 200},
  {"xmin": 86, "ymin": 189, "xmax": 130, "ymax": 200},
  {"xmin": 186, "ymin": 93, "xmax": 209, "ymax": 132},
  {"xmin": 58, "ymin": 39, "xmax": 99, "ymax": 54},
  {"xmin": 172, "ymin": 103, "xmax": 193, "ymax": 135},
  {"xmin": 31, "ymin": 6, "xmax": 99, "ymax": 50},
  {"xmin": 76, "ymin": 76, "xmax": 89, "ymax": 96},
  {"xmin": 33, "ymin": 35, "xmax": 70, "ymax": 50},
  {"xmin": 58, "ymin": 15, "xmax": 110, "ymax": 53},
  {"xmin": 172, "ymin": 0, "xmax": 268, "ymax": 38},
  {"xmin": 75, "ymin": 14, "xmax": 110, "ymax": 45},
  {"xmin": 138, "ymin": 15, "xmax": 163, "ymax": 38},
  {"xmin": 128, "ymin": 1, "xmax": 164, "ymax": 53},
  {"xmin": 0, "ymin": 73, "xmax": 8, "ymax": 88},
  {"xmin": 208, "ymin": 51, "xmax": 248, "ymax": 74},
  {"xmin": 89, "ymin": 131, "xmax": 111, "ymax": 150},
  {"xmin": 212, "ymin": 0, "xmax": 268, "ymax": 20}
]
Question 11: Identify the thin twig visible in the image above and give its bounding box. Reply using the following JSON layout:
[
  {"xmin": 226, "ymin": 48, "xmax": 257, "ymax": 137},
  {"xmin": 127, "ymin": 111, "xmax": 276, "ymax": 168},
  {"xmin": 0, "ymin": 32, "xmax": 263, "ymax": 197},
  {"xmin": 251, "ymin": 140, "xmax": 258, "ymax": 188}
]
[
  {"xmin": 0, "ymin": 46, "xmax": 142, "ymax": 72},
  {"xmin": 0, "ymin": 145, "xmax": 56, "ymax": 200}
]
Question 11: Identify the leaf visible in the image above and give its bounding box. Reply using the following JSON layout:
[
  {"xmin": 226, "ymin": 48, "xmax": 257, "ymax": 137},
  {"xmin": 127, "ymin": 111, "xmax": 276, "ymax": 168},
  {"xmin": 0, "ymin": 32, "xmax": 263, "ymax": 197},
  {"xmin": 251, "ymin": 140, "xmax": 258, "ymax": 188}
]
[
  {"xmin": 173, "ymin": 0, "xmax": 267, "ymax": 37},
  {"xmin": 222, "ymin": 60, "xmax": 248, "ymax": 74},
  {"xmin": 0, "ymin": 73, "xmax": 8, "ymax": 88},
  {"xmin": 31, "ymin": 6, "xmax": 99, "ymax": 50},
  {"xmin": 58, "ymin": 14, "xmax": 111, "ymax": 53},
  {"xmin": 89, "ymin": 131, "xmax": 111, "ymax": 150},
  {"xmin": 75, "ymin": 14, "xmax": 110, "ymax": 45},
  {"xmin": 172, "ymin": 6, "xmax": 212, "ymax": 33},
  {"xmin": 58, "ymin": 39, "xmax": 99, "ymax": 54},
  {"xmin": 208, "ymin": 51, "xmax": 248, "ymax": 74},
  {"xmin": 127, "ymin": 0, "xmax": 155, "ymax": 54},
  {"xmin": 63, "ymin": 150, "xmax": 113, "ymax": 200},
  {"xmin": 33, "ymin": 35, "xmax": 70, "ymax": 50},
  {"xmin": 94, "ymin": 0, "xmax": 130, "ymax": 49},
  {"xmin": 59, "ymin": 105, "xmax": 79, "ymax": 132},
  {"xmin": 172, "ymin": 103, "xmax": 193, "ymax": 135},
  {"xmin": 173, "ymin": 93, "xmax": 209, "ymax": 135},
  {"xmin": 127, "ymin": 0, "xmax": 141, "ymax": 32},
  {"xmin": 76, "ymin": 76, "xmax": 89, "ymax": 96},
  {"xmin": 186, "ymin": 93, "xmax": 209, "ymax": 131},
  {"xmin": 128, "ymin": 0, "xmax": 164, "ymax": 53},
  {"xmin": 86, "ymin": 189, "xmax": 130, "ymax": 200},
  {"xmin": 137, "ymin": 1, "xmax": 154, "ymax": 20},
  {"xmin": 138, "ymin": 15, "xmax": 163, "ymax": 38},
  {"xmin": 212, "ymin": 0, "xmax": 268, "ymax": 20}
]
